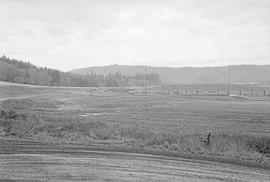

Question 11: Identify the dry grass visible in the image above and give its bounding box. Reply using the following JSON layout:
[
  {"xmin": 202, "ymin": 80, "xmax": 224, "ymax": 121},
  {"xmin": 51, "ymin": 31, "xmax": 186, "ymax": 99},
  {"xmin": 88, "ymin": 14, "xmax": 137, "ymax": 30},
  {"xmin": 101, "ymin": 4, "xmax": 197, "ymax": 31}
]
[{"xmin": 1, "ymin": 109, "xmax": 269, "ymax": 163}]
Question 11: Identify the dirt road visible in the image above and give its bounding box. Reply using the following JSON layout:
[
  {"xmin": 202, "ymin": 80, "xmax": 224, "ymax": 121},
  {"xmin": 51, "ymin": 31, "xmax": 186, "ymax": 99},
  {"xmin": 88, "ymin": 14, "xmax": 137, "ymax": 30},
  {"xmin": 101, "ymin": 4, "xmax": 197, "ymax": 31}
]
[{"xmin": 0, "ymin": 138, "xmax": 269, "ymax": 182}]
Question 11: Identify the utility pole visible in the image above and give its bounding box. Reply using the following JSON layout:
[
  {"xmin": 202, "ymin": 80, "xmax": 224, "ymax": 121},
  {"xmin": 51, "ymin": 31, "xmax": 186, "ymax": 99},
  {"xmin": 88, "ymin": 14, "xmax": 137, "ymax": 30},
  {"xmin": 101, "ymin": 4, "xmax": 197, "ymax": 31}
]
[
  {"xmin": 179, "ymin": 67, "xmax": 181, "ymax": 84},
  {"xmin": 227, "ymin": 66, "xmax": 231, "ymax": 96},
  {"xmin": 144, "ymin": 67, "xmax": 147, "ymax": 95}
]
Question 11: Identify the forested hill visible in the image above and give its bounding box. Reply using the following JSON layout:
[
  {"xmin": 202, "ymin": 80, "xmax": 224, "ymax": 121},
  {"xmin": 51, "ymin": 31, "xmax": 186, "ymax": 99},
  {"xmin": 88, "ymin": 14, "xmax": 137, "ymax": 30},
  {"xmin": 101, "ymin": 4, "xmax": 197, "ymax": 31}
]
[
  {"xmin": 72, "ymin": 64, "xmax": 270, "ymax": 85},
  {"xmin": 0, "ymin": 56, "xmax": 161, "ymax": 87}
]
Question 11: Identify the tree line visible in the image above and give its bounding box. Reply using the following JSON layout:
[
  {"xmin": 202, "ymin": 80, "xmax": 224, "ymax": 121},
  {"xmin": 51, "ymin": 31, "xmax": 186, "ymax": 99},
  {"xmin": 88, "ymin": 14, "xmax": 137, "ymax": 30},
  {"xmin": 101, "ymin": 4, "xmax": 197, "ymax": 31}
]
[{"xmin": 0, "ymin": 55, "xmax": 161, "ymax": 87}]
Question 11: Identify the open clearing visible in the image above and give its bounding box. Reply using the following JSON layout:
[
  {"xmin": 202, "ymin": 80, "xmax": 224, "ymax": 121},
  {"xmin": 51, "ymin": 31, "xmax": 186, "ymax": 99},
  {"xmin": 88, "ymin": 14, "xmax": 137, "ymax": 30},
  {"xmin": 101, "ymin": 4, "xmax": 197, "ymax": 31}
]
[{"xmin": 0, "ymin": 81, "xmax": 270, "ymax": 181}]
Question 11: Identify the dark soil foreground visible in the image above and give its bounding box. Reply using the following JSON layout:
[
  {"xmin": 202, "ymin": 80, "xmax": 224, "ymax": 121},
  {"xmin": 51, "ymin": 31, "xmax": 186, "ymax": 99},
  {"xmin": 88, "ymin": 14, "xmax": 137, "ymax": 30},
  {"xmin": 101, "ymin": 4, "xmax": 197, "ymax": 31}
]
[{"xmin": 0, "ymin": 138, "xmax": 269, "ymax": 182}]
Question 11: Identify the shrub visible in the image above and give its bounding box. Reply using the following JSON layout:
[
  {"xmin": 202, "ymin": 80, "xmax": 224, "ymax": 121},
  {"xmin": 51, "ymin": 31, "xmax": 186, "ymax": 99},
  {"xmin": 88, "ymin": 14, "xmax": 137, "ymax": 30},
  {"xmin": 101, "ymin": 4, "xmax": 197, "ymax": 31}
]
[{"xmin": 246, "ymin": 136, "xmax": 270, "ymax": 154}]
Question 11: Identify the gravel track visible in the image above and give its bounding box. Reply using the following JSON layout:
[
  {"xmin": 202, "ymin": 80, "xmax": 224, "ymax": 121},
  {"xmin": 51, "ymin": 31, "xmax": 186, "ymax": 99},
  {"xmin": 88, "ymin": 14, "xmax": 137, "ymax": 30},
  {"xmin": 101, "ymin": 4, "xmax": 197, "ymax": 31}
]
[{"xmin": 0, "ymin": 138, "xmax": 269, "ymax": 182}]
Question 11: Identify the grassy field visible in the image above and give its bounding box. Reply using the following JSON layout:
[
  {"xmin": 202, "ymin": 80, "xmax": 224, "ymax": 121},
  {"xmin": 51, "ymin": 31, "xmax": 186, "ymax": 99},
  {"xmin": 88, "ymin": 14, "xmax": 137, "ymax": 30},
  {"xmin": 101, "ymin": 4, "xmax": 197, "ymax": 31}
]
[{"xmin": 0, "ymin": 82, "xmax": 270, "ymax": 164}]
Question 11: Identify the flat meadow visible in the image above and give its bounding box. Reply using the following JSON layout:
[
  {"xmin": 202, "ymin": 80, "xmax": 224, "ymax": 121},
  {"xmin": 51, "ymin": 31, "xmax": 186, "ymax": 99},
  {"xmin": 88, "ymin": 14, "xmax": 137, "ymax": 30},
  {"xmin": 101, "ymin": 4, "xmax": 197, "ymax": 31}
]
[{"xmin": 0, "ymin": 82, "xmax": 270, "ymax": 164}]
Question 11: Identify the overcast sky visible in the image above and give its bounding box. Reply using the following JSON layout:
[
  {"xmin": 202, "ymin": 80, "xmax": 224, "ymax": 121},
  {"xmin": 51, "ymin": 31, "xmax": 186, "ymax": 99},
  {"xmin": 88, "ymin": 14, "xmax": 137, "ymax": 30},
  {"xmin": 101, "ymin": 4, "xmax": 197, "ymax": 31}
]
[{"xmin": 0, "ymin": 0, "xmax": 269, "ymax": 71}]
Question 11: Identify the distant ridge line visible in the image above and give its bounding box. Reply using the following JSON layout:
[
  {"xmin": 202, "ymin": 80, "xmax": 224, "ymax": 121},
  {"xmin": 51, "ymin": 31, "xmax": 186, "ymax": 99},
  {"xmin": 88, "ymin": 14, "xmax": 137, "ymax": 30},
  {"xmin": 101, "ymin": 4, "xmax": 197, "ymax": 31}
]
[{"xmin": 71, "ymin": 64, "xmax": 270, "ymax": 85}]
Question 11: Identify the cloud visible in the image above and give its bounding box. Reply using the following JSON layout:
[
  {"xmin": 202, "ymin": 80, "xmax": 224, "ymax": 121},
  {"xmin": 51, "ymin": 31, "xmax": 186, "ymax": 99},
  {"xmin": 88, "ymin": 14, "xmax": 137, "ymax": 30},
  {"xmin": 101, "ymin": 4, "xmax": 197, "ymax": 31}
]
[{"xmin": 0, "ymin": 0, "xmax": 269, "ymax": 70}]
